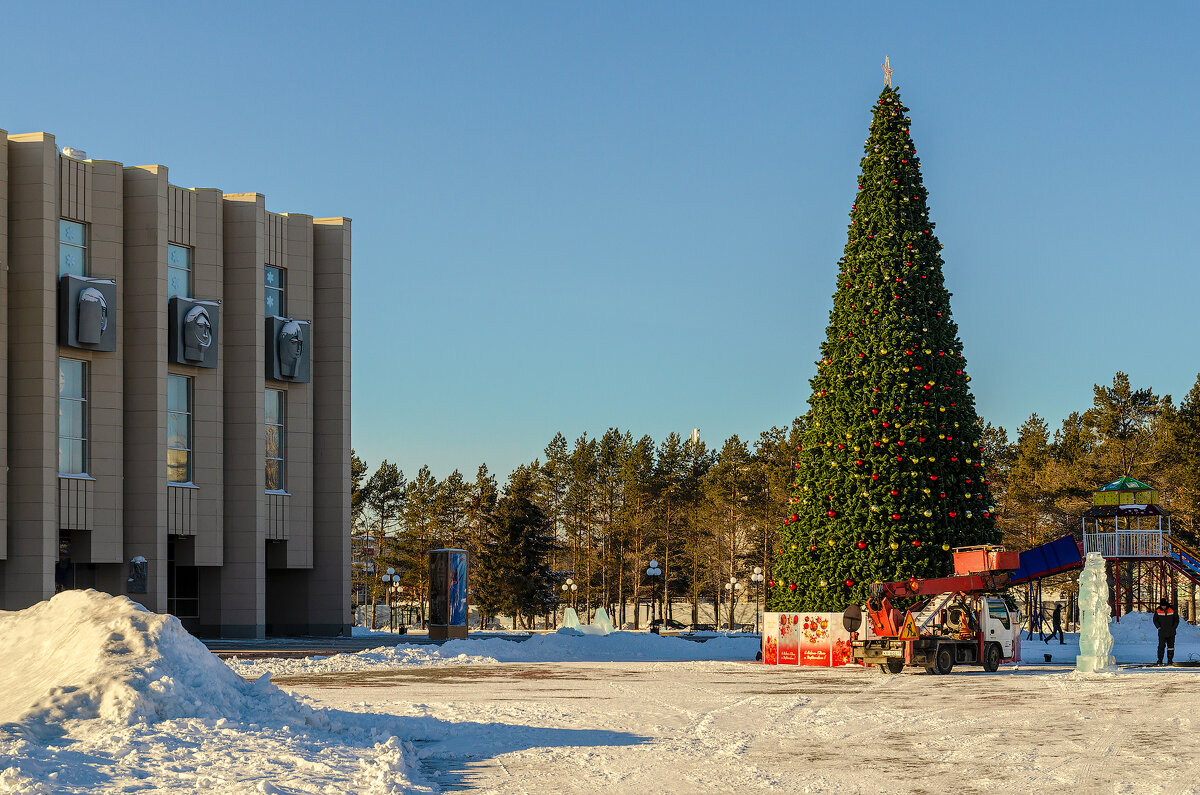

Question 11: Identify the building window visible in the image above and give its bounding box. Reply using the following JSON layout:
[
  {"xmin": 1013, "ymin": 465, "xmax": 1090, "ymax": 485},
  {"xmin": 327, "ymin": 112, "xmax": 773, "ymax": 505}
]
[
  {"xmin": 167, "ymin": 244, "xmax": 192, "ymax": 299},
  {"xmin": 58, "ymin": 359, "xmax": 87, "ymax": 475},
  {"xmin": 59, "ymin": 220, "xmax": 87, "ymax": 277},
  {"xmin": 265, "ymin": 388, "xmax": 285, "ymax": 491},
  {"xmin": 265, "ymin": 265, "xmax": 286, "ymax": 317},
  {"xmin": 167, "ymin": 375, "xmax": 192, "ymax": 484}
]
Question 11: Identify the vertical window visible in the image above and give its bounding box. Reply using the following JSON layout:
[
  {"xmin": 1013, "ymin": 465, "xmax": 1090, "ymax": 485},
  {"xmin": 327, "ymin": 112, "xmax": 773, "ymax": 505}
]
[
  {"xmin": 167, "ymin": 375, "xmax": 192, "ymax": 483},
  {"xmin": 59, "ymin": 220, "xmax": 87, "ymax": 277},
  {"xmin": 58, "ymin": 359, "xmax": 87, "ymax": 475},
  {"xmin": 265, "ymin": 265, "xmax": 286, "ymax": 317},
  {"xmin": 265, "ymin": 388, "xmax": 285, "ymax": 491},
  {"xmin": 167, "ymin": 244, "xmax": 192, "ymax": 299}
]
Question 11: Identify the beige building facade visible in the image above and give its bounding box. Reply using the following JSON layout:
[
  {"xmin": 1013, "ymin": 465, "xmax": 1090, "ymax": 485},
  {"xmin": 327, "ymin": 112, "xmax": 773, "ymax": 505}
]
[{"xmin": 0, "ymin": 130, "xmax": 351, "ymax": 637}]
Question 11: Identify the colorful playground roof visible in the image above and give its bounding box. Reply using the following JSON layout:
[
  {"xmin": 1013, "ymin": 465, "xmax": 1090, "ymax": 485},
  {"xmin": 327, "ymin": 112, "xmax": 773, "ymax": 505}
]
[
  {"xmin": 1096, "ymin": 476, "xmax": 1154, "ymax": 492},
  {"xmin": 1092, "ymin": 476, "xmax": 1159, "ymax": 507}
]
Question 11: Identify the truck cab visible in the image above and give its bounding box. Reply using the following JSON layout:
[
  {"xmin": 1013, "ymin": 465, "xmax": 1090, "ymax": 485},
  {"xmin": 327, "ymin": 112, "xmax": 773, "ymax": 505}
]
[{"xmin": 984, "ymin": 596, "xmax": 1018, "ymax": 660}]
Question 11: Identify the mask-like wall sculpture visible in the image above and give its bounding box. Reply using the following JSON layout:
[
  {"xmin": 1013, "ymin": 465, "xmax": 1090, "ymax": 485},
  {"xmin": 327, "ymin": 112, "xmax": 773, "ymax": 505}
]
[
  {"xmin": 58, "ymin": 275, "xmax": 117, "ymax": 351},
  {"xmin": 265, "ymin": 316, "xmax": 311, "ymax": 383},
  {"xmin": 168, "ymin": 298, "xmax": 221, "ymax": 368}
]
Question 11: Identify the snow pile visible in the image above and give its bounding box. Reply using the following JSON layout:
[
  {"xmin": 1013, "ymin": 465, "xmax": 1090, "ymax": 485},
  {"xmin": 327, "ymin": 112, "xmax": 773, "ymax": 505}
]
[
  {"xmin": 229, "ymin": 630, "xmax": 760, "ymax": 678},
  {"xmin": 1109, "ymin": 610, "xmax": 1200, "ymax": 645},
  {"xmin": 0, "ymin": 590, "xmax": 303, "ymax": 730},
  {"xmin": 0, "ymin": 591, "xmax": 431, "ymax": 793}
]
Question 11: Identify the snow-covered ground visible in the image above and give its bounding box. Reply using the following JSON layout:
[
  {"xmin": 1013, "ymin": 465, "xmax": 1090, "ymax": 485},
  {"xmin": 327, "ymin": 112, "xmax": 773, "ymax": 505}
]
[
  {"xmin": 4, "ymin": 590, "xmax": 1200, "ymax": 793},
  {"xmin": 295, "ymin": 659, "xmax": 1200, "ymax": 794}
]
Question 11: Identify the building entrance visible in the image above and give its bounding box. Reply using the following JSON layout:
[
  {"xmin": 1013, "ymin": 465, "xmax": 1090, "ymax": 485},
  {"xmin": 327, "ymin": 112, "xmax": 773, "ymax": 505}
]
[
  {"xmin": 54, "ymin": 530, "xmax": 74, "ymax": 592},
  {"xmin": 167, "ymin": 538, "xmax": 199, "ymax": 619}
]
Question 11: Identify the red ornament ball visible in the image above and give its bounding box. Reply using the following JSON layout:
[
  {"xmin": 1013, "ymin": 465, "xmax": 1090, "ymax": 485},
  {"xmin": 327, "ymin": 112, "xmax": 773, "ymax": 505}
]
[
  {"xmin": 827, "ymin": 510, "xmax": 837, "ymax": 518},
  {"xmin": 845, "ymin": 579, "xmax": 855, "ymax": 587},
  {"xmin": 891, "ymin": 513, "xmax": 902, "ymax": 520},
  {"xmin": 856, "ymin": 541, "xmax": 866, "ymax": 549},
  {"xmin": 912, "ymin": 539, "xmax": 922, "ymax": 547},
  {"xmin": 789, "ymin": 583, "xmax": 796, "ymax": 591}
]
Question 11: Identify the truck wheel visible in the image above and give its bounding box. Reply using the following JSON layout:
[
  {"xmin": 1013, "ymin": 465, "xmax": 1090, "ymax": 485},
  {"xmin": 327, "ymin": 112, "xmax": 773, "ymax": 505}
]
[
  {"xmin": 934, "ymin": 645, "xmax": 954, "ymax": 675},
  {"xmin": 983, "ymin": 642, "xmax": 1002, "ymax": 673},
  {"xmin": 877, "ymin": 658, "xmax": 904, "ymax": 674}
]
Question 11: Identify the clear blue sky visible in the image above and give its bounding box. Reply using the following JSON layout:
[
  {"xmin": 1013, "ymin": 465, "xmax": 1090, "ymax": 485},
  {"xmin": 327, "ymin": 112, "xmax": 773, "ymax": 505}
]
[{"xmin": 4, "ymin": 3, "xmax": 1199, "ymax": 482}]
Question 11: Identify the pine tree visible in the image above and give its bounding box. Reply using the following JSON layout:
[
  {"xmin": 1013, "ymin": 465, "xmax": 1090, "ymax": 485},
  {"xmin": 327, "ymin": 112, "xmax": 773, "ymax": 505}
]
[
  {"xmin": 475, "ymin": 467, "xmax": 559, "ymax": 628},
  {"xmin": 769, "ymin": 83, "xmax": 999, "ymax": 613}
]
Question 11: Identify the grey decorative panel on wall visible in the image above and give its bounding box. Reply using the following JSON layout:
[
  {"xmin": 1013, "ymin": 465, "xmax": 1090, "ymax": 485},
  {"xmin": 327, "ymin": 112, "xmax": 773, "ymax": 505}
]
[
  {"xmin": 58, "ymin": 274, "xmax": 117, "ymax": 351},
  {"xmin": 168, "ymin": 297, "xmax": 220, "ymax": 368},
  {"xmin": 265, "ymin": 316, "xmax": 311, "ymax": 383}
]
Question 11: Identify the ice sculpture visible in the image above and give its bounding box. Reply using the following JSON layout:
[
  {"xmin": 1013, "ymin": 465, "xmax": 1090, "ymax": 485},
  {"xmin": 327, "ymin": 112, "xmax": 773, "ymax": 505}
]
[
  {"xmin": 592, "ymin": 607, "xmax": 615, "ymax": 635},
  {"xmin": 561, "ymin": 607, "xmax": 581, "ymax": 630},
  {"xmin": 1075, "ymin": 551, "xmax": 1115, "ymax": 673}
]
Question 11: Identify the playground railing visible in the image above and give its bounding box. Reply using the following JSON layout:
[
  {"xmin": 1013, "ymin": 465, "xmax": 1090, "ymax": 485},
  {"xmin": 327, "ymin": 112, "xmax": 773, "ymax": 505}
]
[
  {"xmin": 1083, "ymin": 529, "xmax": 1163, "ymax": 558},
  {"xmin": 1165, "ymin": 536, "xmax": 1200, "ymax": 574}
]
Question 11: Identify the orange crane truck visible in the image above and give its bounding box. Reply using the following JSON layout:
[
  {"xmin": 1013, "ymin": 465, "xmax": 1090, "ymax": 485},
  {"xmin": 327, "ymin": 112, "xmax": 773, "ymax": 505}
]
[{"xmin": 842, "ymin": 545, "xmax": 1022, "ymax": 674}]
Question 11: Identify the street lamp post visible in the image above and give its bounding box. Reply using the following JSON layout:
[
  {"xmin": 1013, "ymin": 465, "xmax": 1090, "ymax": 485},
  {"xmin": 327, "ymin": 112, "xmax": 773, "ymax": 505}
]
[
  {"xmin": 381, "ymin": 568, "xmax": 396, "ymax": 632},
  {"xmin": 561, "ymin": 578, "xmax": 578, "ymax": 616},
  {"xmin": 724, "ymin": 576, "xmax": 743, "ymax": 632},
  {"xmin": 391, "ymin": 583, "xmax": 402, "ymax": 632},
  {"xmin": 646, "ymin": 560, "xmax": 662, "ymax": 627},
  {"xmin": 750, "ymin": 567, "xmax": 765, "ymax": 633}
]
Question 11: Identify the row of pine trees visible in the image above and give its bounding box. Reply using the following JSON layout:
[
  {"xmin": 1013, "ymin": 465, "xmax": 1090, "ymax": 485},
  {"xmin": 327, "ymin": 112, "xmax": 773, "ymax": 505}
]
[{"xmin": 351, "ymin": 368, "xmax": 1200, "ymax": 628}]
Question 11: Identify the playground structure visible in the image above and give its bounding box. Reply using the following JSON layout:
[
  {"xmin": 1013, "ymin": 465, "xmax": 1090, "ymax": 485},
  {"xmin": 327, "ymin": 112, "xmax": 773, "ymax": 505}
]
[
  {"xmin": 1006, "ymin": 477, "xmax": 1200, "ymax": 634},
  {"xmin": 1081, "ymin": 477, "xmax": 1200, "ymax": 616}
]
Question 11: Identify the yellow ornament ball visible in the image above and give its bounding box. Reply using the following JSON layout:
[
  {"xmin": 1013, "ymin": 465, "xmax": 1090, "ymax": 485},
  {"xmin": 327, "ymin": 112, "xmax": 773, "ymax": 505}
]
[
  {"xmin": 942, "ymin": 543, "xmax": 951, "ymax": 551},
  {"xmin": 828, "ymin": 539, "xmax": 836, "ymax": 547},
  {"xmin": 923, "ymin": 509, "xmax": 933, "ymax": 517}
]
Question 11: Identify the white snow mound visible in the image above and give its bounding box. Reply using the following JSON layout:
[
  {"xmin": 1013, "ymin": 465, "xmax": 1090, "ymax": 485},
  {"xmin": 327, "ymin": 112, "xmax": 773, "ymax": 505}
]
[
  {"xmin": 0, "ymin": 590, "xmax": 311, "ymax": 730},
  {"xmin": 229, "ymin": 629, "xmax": 761, "ymax": 678}
]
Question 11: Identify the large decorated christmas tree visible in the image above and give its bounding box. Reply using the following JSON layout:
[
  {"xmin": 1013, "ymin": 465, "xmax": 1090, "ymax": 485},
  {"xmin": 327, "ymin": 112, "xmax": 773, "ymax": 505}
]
[{"xmin": 769, "ymin": 69, "xmax": 999, "ymax": 613}]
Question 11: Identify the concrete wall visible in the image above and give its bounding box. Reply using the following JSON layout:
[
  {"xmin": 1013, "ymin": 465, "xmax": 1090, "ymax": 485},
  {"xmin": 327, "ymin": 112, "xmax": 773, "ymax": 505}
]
[
  {"xmin": 5, "ymin": 133, "xmax": 61, "ymax": 606},
  {"xmin": 311, "ymin": 218, "xmax": 352, "ymax": 635},
  {"xmin": 216, "ymin": 194, "xmax": 267, "ymax": 637},
  {"xmin": 0, "ymin": 132, "xmax": 8, "ymax": 564}
]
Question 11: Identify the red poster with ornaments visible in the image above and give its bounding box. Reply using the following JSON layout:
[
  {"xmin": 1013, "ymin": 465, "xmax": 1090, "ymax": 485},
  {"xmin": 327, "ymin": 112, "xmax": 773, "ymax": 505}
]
[{"xmin": 763, "ymin": 612, "xmax": 853, "ymax": 667}]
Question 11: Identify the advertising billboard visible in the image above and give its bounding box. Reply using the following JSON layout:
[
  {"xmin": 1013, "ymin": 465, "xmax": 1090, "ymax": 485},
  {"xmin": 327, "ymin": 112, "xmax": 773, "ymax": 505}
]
[
  {"xmin": 762, "ymin": 612, "xmax": 853, "ymax": 667},
  {"xmin": 428, "ymin": 548, "xmax": 469, "ymax": 640}
]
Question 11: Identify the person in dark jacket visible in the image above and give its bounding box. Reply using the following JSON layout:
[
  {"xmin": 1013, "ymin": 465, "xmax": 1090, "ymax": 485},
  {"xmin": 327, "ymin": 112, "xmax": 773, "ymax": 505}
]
[
  {"xmin": 1154, "ymin": 599, "xmax": 1179, "ymax": 665},
  {"xmin": 1047, "ymin": 603, "xmax": 1065, "ymax": 644}
]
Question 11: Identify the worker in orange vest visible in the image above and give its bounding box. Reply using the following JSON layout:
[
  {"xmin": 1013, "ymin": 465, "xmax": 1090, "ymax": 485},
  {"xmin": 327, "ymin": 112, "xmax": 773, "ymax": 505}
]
[{"xmin": 1153, "ymin": 599, "xmax": 1179, "ymax": 665}]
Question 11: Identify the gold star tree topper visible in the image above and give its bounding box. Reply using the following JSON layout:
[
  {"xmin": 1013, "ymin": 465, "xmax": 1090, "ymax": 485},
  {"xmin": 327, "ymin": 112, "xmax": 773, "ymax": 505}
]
[{"xmin": 882, "ymin": 55, "xmax": 894, "ymax": 87}]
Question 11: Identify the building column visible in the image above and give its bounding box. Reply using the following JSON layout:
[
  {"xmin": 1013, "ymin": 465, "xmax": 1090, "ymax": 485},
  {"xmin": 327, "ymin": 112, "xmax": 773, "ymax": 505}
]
[{"xmin": 311, "ymin": 217, "xmax": 352, "ymax": 635}]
